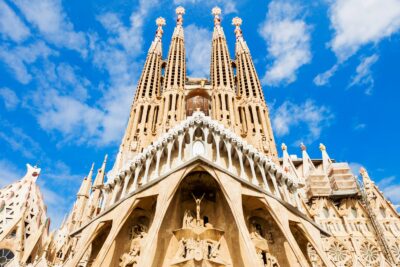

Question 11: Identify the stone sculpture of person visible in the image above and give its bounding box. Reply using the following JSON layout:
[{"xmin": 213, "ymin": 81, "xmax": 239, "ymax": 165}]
[{"xmin": 191, "ymin": 192, "xmax": 205, "ymax": 224}]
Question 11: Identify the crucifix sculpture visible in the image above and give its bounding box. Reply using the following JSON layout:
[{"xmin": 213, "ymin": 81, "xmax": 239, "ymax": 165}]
[{"xmin": 191, "ymin": 192, "xmax": 205, "ymax": 223}]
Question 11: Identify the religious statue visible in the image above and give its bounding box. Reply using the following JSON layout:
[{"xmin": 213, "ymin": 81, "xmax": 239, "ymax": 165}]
[
  {"xmin": 119, "ymin": 223, "xmax": 148, "ymax": 267},
  {"xmin": 182, "ymin": 210, "xmax": 195, "ymax": 229},
  {"xmin": 191, "ymin": 192, "xmax": 205, "ymax": 225}
]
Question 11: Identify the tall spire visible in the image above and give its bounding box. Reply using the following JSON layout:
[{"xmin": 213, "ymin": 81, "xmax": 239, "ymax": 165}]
[
  {"xmin": 77, "ymin": 163, "xmax": 94, "ymax": 197},
  {"xmin": 161, "ymin": 7, "xmax": 186, "ymax": 129},
  {"xmin": 232, "ymin": 17, "xmax": 277, "ymax": 158},
  {"xmin": 133, "ymin": 17, "xmax": 165, "ymax": 101},
  {"xmin": 210, "ymin": 7, "xmax": 235, "ymax": 90},
  {"xmin": 113, "ymin": 18, "xmax": 165, "ymax": 171},
  {"xmin": 210, "ymin": 7, "xmax": 237, "ymax": 130}
]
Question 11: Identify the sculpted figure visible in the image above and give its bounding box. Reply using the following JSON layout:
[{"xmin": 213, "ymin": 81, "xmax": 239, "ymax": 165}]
[
  {"xmin": 182, "ymin": 210, "xmax": 195, "ymax": 229},
  {"xmin": 191, "ymin": 192, "xmax": 205, "ymax": 224}
]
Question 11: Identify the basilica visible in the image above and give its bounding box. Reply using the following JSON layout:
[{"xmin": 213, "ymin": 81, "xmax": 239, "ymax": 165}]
[{"xmin": 0, "ymin": 6, "xmax": 399, "ymax": 267}]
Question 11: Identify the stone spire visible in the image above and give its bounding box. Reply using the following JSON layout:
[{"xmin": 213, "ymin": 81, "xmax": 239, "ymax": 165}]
[
  {"xmin": 71, "ymin": 164, "xmax": 94, "ymax": 230},
  {"xmin": 232, "ymin": 17, "xmax": 277, "ymax": 158},
  {"xmin": 210, "ymin": 7, "xmax": 237, "ymax": 130},
  {"xmin": 113, "ymin": 18, "xmax": 165, "ymax": 172},
  {"xmin": 77, "ymin": 163, "xmax": 94, "ymax": 197},
  {"xmin": 161, "ymin": 7, "xmax": 186, "ymax": 129},
  {"xmin": 84, "ymin": 155, "xmax": 108, "ymax": 222}
]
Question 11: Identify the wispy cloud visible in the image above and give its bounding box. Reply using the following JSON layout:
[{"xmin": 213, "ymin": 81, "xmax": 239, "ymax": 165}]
[
  {"xmin": 271, "ymin": 100, "xmax": 334, "ymax": 144},
  {"xmin": 313, "ymin": 64, "xmax": 338, "ymax": 87},
  {"xmin": 185, "ymin": 24, "xmax": 212, "ymax": 77},
  {"xmin": 0, "ymin": 160, "xmax": 24, "ymax": 187},
  {"xmin": 315, "ymin": 0, "xmax": 400, "ymax": 85},
  {"xmin": 0, "ymin": 119, "xmax": 43, "ymax": 159},
  {"xmin": 0, "ymin": 87, "xmax": 19, "ymax": 110},
  {"xmin": 11, "ymin": 0, "xmax": 87, "ymax": 55},
  {"xmin": 348, "ymin": 54, "xmax": 379, "ymax": 94},
  {"xmin": 0, "ymin": 0, "xmax": 30, "ymax": 42},
  {"xmin": 259, "ymin": 1, "xmax": 311, "ymax": 86},
  {"xmin": 0, "ymin": 41, "xmax": 56, "ymax": 84},
  {"xmin": 329, "ymin": 0, "xmax": 400, "ymax": 62},
  {"xmin": 377, "ymin": 176, "xmax": 400, "ymax": 209}
]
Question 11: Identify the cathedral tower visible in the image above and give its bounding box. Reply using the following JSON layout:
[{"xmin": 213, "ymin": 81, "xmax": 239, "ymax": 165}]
[
  {"xmin": 114, "ymin": 17, "xmax": 166, "ymax": 170},
  {"xmin": 232, "ymin": 17, "xmax": 277, "ymax": 158},
  {"xmin": 161, "ymin": 7, "xmax": 186, "ymax": 130},
  {"xmin": 210, "ymin": 7, "xmax": 237, "ymax": 131}
]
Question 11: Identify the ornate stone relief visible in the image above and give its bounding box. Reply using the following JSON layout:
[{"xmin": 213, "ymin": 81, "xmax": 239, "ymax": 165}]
[
  {"xmin": 390, "ymin": 242, "xmax": 400, "ymax": 263},
  {"xmin": 119, "ymin": 223, "xmax": 148, "ymax": 267},
  {"xmin": 307, "ymin": 242, "xmax": 324, "ymax": 267},
  {"xmin": 171, "ymin": 193, "xmax": 228, "ymax": 266},
  {"xmin": 326, "ymin": 241, "xmax": 352, "ymax": 266},
  {"xmin": 359, "ymin": 241, "xmax": 379, "ymax": 266},
  {"xmin": 248, "ymin": 219, "xmax": 279, "ymax": 267}
]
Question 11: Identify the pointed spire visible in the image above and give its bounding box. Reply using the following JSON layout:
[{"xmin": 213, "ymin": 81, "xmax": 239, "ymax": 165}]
[
  {"xmin": 210, "ymin": 6, "xmax": 235, "ymax": 89},
  {"xmin": 232, "ymin": 17, "xmax": 277, "ymax": 158},
  {"xmin": 300, "ymin": 142, "xmax": 316, "ymax": 177},
  {"xmin": 93, "ymin": 155, "xmax": 107, "ymax": 188},
  {"xmin": 360, "ymin": 167, "xmax": 373, "ymax": 185},
  {"xmin": 164, "ymin": 6, "xmax": 186, "ymax": 91},
  {"xmin": 77, "ymin": 163, "xmax": 94, "ymax": 197},
  {"xmin": 172, "ymin": 6, "xmax": 185, "ymax": 38},
  {"xmin": 319, "ymin": 143, "xmax": 332, "ymax": 173},
  {"xmin": 212, "ymin": 7, "xmax": 225, "ymax": 39},
  {"xmin": 281, "ymin": 143, "xmax": 300, "ymax": 180},
  {"xmin": 148, "ymin": 17, "xmax": 166, "ymax": 55},
  {"xmin": 232, "ymin": 17, "xmax": 250, "ymax": 54}
]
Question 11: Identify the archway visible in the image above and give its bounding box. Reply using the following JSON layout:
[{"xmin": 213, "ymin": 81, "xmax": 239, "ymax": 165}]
[{"xmin": 152, "ymin": 170, "xmax": 245, "ymax": 266}]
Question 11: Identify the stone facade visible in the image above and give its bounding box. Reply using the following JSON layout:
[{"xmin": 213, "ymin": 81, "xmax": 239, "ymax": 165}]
[{"xmin": 0, "ymin": 6, "xmax": 399, "ymax": 267}]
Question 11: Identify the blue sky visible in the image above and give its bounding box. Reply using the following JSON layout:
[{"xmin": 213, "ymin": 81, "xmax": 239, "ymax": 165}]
[{"xmin": 0, "ymin": 0, "xmax": 399, "ymax": 228}]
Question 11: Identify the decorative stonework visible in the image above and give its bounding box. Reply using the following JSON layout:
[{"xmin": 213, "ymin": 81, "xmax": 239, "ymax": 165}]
[
  {"xmin": 171, "ymin": 193, "xmax": 228, "ymax": 266},
  {"xmin": 327, "ymin": 241, "xmax": 352, "ymax": 266},
  {"xmin": 360, "ymin": 241, "xmax": 380, "ymax": 266},
  {"xmin": 119, "ymin": 224, "xmax": 148, "ymax": 267},
  {"xmin": 390, "ymin": 242, "xmax": 400, "ymax": 262},
  {"xmin": 307, "ymin": 243, "xmax": 324, "ymax": 267}
]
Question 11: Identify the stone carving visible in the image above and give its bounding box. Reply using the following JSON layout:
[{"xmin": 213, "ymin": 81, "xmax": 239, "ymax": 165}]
[
  {"xmin": 391, "ymin": 242, "xmax": 400, "ymax": 262},
  {"xmin": 307, "ymin": 242, "xmax": 324, "ymax": 267},
  {"xmin": 249, "ymin": 220, "xmax": 280, "ymax": 267},
  {"xmin": 171, "ymin": 192, "xmax": 227, "ymax": 265},
  {"xmin": 359, "ymin": 241, "xmax": 379, "ymax": 266},
  {"xmin": 327, "ymin": 241, "xmax": 352, "ymax": 266},
  {"xmin": 191, "ymin": 192, "xmax": 205, "ymax": 225},
  {"xmin": 119, "ymin": 224, "xmax": 148, "ymax": 267}
]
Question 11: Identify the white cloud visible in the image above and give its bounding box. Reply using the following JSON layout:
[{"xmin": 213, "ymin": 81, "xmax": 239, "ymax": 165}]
[
  {"xmin": 23, "ymin": 0, "xmax": 158, "ymax": 146},
  {"xmin": 259, "ymin": 1, "xmax": 311, "ymax": 86},
  {"xmin": 0, "ymin": 0, "xmax": 30, "ymax": 42},
  {"xmin": 0, "ymin": 119, "xmax": 43, "ymax": 159},
  {"xmin": 11, "ymin": 0, "xmax": 87, "ymax": 55},
  {"xmin": 185, "ymin": 24, "xmax": 212, "ymax": 77},
  {"xmin": 348, "ymin": 54, "xmax": 379, "ymax": 94},
  {"xmin": 0, "ymin": 41, "xmax": 56, "ymax": 84},
  {"xmin": 33, "ymin": 89, "xmax": 104, "ymax": 144},
  {"xmin": 0, "ymin": 87, "xmax": 19, "ymax": 110},
  {"xmin": 377, "ymin": 176, "xmax": 400, "ymax": 209},
  {"xmin": 173, "ymin": 0, "xmax": 237, "ymax": 14},
  {"xmin": 313, "ymin": 64, "xmax": 338, "ymax": 86},
  {"xmin": 271, "ymin": 100, "xmax": 334, "ymax": 143},
  {"xmin": 0, "ymin": 160, "xmax": 24, "ymax": 187},
  {"xmin": 329, "ymin": 0, "xmax": 400, "ymax": 61}
]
